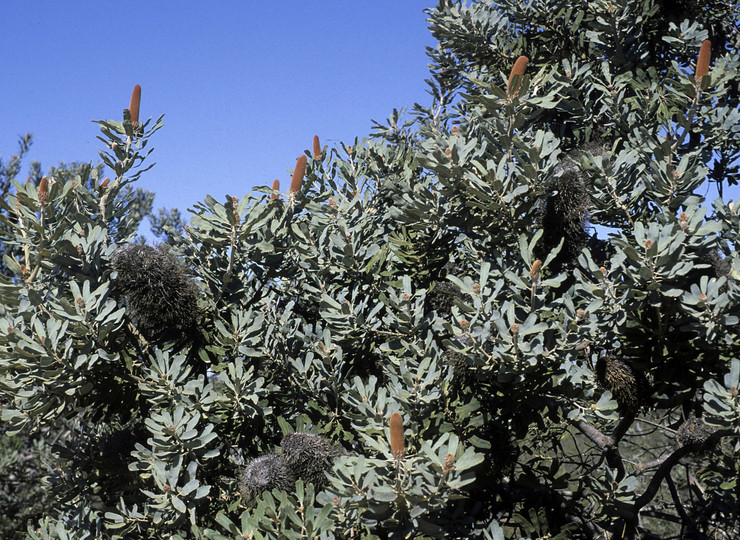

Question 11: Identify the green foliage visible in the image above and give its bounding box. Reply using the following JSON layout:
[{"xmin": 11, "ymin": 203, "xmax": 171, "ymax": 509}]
[{"xmin": 1, "ymin": 0, "xmax": 740, "ymax": 538}]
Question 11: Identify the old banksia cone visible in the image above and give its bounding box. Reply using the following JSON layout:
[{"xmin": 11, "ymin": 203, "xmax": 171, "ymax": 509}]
[
  {"xmin": 239, "ymin": 454, "xmax": 292, "ymax": 505},
  {"xmin": 535, "ymin": 153, "xmax": 590, "ymax": 272},
  {"xmin": 129, "ymin": 84, "xmax": 141, "ymax": 128},
  {"xmin": 313, "ymin": 135, "xmax": 322, "ymax": 160},
  {"xmin": 595, "ymin": 356, "xmax": 650, "ymax": 415},
  {"xmin": 507, "ymin": 55, "xmax": 529, "ymax": 98},
  {"xmin": 389, "ymin": 412, "xmax": 405, "ymax": 459},
  {"xmin": 280, "ymin": 433, "xmax": 343, "ymax": 489},
  {"xmin": 111, "ymin": 244, "xmax": 199, "ymax": 344},
  {"xmin": 675, "ymin": 415, "xmax": 718, "ymax": 450},
  {"xmin": 695, "ymin": 39, "xmax": 711, "ymax": 86},
  {"xmin": 290, "ymin": 155, "xmax": 307, "ymax": 193}
]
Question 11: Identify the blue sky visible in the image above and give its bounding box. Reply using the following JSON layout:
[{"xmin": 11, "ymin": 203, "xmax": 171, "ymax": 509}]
[{"xmin": 2, "ymin": 1, "xmax": 435, "ymax": 219}]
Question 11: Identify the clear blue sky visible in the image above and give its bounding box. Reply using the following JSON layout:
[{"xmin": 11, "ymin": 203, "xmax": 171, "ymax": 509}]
[{"xmin": 1, "ymin": 1, "xmax": 436, "ymax": 218}]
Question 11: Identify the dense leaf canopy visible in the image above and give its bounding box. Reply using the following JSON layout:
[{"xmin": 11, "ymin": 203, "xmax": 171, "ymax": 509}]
[{"xmin": 1, "ymin": 1, "xmax": 739, "ymax": 538}]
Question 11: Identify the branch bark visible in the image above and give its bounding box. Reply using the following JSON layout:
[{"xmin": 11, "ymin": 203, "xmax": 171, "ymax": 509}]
[{"xmin": 633, "ymin": 429, "xmax": 733, "ymax": 511}]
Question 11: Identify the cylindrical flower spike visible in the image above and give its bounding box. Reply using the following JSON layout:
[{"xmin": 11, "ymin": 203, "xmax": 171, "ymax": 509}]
[
  {"xmin": 389, "ymin": 412, "xmax": 405, "ymax": 459},
  {"xmin": 271, "ymin": 179, "xmax": 280, "ymax": 200},
  {"xmin": 530, "ymin": 259, "xmax": 542, "ymax": 281},
  {"xmin": 695, "ymin": 39, "xmax": 711, "ymax": 87},
  {"xmin": 507, "ymin": 56, "xmax": 529, "ymax": 98},
  {"xmin": 290, "ymin": 155, "xmax": 308, "ymax": 194},
  {"xmin": 38, "ymin": 177, "xmax": 49, "ymax": 205},
  {"xmin": 129, "ymin": 84, "xmax": 141, "ymax": 128},
  {"xmin": 313, "ymin": 135, "xmax": 322, "ymax": 160}
]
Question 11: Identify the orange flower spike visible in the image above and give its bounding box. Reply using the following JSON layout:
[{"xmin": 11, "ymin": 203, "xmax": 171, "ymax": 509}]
[
  {"xmin": 271, "ymin": 179, "xmax": 280, "ymax": 200},
  {"xmin": 507, "ymin": 55, "xmax": 529, "ymax": 98},
  {"xmin": 129, "ymin": 84, "xmax": 142, "ymax": 128},
  {"xmin": 290, "ymin": 155, "xmax": 308, "ymax": 194},
  {"xmin": 313, "ymin": 135, "xmax": 322, "ymax": 160},
  {"xmin": 38, "ymin": 177, "xmax": 49, "ymax": 205},
  {"xmin": 530, "ymin": 259, "xmax": 542, "ymax": 281},
  {"xmin": 695, "ymin": 39, "xmax": 711, "ymax": 87},
  {"xmin": 389, "ymin": 412, "xmax": 405, "ymax": 459}
]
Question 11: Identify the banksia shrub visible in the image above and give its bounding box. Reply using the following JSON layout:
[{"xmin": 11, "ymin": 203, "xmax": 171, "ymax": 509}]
[
  {"xmin": 290, "ymin": 155, "xmax": 307, "ymax": 194},
  {"xmin": 595, "ymin": 356, "xmax": 650, "ymax": 415},
  {"xmin": 507, "ymin": 55, "xmax": 529, "ymax": 98},
  {"xmin": 239, "ymin": 454, "xmax": 293, "ymax": 506},
  {"xmin": 111, "ymin": 243, "xmax": 200, "ymax": 344},
  {"xmin": 389, "ymin": 412, "xmax": 405, "ymax": 459},
  {"xmin": 695, "ymin": 39, "xmax": 711, "ymax": 86},
  {"xmin": 279, "ymin": 433, "xmax": 342, "ymax": 489},
  {"xmin": 129, "ymin": 84, "xmax": 141, "ymax": 128}
]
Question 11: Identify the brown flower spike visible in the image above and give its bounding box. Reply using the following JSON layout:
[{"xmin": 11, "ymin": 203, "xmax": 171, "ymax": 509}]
[
  {"xmin": 530, "ymin": 259, "xmax": 542, "ymax": 281},
  {"xmin": 389, "ymin": 412, "xmax": 405, "ymax": 459},
  {"xmin": 271, "ymin": 179, "xmax": 280, "ymax": 200},
  {"xmin": 38, "ymin": 177, "xmax": 49, "ymax": 205},
  {"xmin": 290, "ymin": 155, "xmax": 307, "ymax": 194},
  {"xmin": 313, "ymin": 135, "xmax": 322, "ymax": 160},
  {"xmin": 507, "ymin": 56, "xmax": 529, "ymax": 98},
  {"xmin": 695, "ymin": 39, "xmax": 711, "ymax": 87},
  {"xmin": 129, "ymin": 84, "xmax": 141, "ymax": 128}
]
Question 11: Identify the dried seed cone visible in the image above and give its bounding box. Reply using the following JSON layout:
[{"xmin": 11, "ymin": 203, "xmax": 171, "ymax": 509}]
[
  {"xmin": 38, "ymin": 177, "xmax": 49, "ymax": 205},
  {"xmin": 290, "ymin": 155, "xmax": 307, "ymax": 193},
  {"xmin": 695, "ymin": 39, "xmax": 711, "ymax": 86},
  {"xmin": 313, "ymin": 135, "xmax": 322, "ymax": 160},
  {"xmin": 676, "ymin": 415, "xmax": 717, "ymax": 450},
  {"xmin": 507, "ymin": 56, "xmax": 529, "ymax": 98},
  {"xmin": 595, "ymin": 356, "xmax": 650, "ymax": 415},
  {"xmin": 111, "ymin": 243, "xmax": 200, "ymax": 344},
  {"xmin": 389, "ymin": 412, "xmax": 405, "ymax": 458},
  {"xmin": 536, "ymin": 160, "xmax": 590, "ymax": 272},
  {"xmin": 271, "ymin": 179, "xmax": 280, "ymax": 200},
  {"xmin": 239, "ymin": 454, "xmax": 293, "ymax": 505},
  {"xmin": 129, "ymin": 84, "xmax": 141, "ymax": 128},
  {"xmin": 279, "ymin": 433, "xmax": 343, "ymax": 489},
  {"xmin": 444, "ymin": 335, "xmax": 475, "ymax": 386}
]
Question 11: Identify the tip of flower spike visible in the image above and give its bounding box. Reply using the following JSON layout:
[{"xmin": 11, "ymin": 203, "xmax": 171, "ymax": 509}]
[
  {"xmin": 290, "ymin": 155, "xmax": 307, "ymax": 194},
  {"xmin": 271, "ymin": 179, "xmax": 280, "ymax": 200},
  {"xmin": 313, "ymin": 135, "xmax": 322, "ymax": 160},
  {"xmin": 507, "ymin": 56, "xmax": 529, "ymax": 98},
  {"xmin": 389, "ymin": 412, "xmax": 404, "ymax": 459},
  {"xmin": 129, "ymin": 85, "xmax": 141, "ymax": 127},
  {"xmin": 695, "ymin": 40, "xmax": 711, "ymax": 86}
]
